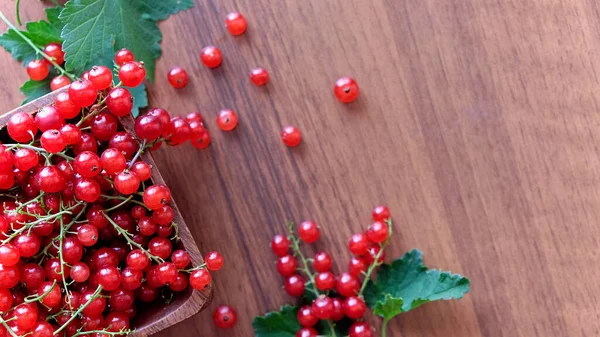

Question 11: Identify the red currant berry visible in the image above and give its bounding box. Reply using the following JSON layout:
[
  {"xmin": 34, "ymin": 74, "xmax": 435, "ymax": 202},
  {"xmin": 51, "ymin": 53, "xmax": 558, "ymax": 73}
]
[
  {"xmin": 348, "ymin": 233, "xmax": 370, "ymax": 256},
  {"xmin": 118, "ymin": 61, "xmax": 146, "ymax": 87},
  {"xmin": 114, "ymin": 170, "xmax": 141, "ymax": 195},
  {"xmin": 205, "ymin": 251, "xmax": 224, "ymax": 271},
  {"xmin": 43, "ymin": 42, "xmax": 64, "ymax": 64},
  {"xmin": 109, "ymin": 132, "xmax": 137, "ymax": 158},
  {"xmin": 0, "ymin": 288, "xmax": 12, "ymax": 312},
  {"xmin": 0, "ymin": 146, "xmax": 13, "ymax": 172},
  {"xmin": 14, "ymin": 303, "xmax": 38, "ymax": 330},
  {"xmin": 40, "ymin": 129, "xmax": 66, "ymax": 153},
  {"xmin": 74, "ymin": 151, "xmax": 101, "ymax": 178},
  {"xmin": 249, "ymin": 67, "xmax": 268, "ymax": 86},
  {"xmin": 55, "ymin": 92, "xmax": 80, "ymax": 119},
  {"xmin": 152, "ymin": 205, "xmax": 174, "ymax": 225},
  {"xmin": 70, "ymin": 262, "xmax": 90, "ymax": 283},
  {"xmin": 106, "ymin": 87, "xmax": 133, "ymax": 116},
  {"xmin": 0, "ymin": 244, "xmax": 20, "ymax": 266},
  {"xmin": 26, "ymin": 59, "xmax": 49, "ymax": 81},
  {"xmin": 135, "ymin": 114, "xmax": 163, "ymax": 141},
  {"xmin": 8, "ymin": 112, "xmax": 38, "ymax": 143},
  {"xmin": 188, "ymin": 121, "xmax": 206, "ymax": 139},
  {"xmin": 131, "ymin": 205, "xmax": 147, "ymax": 219},
  {"xmin": 69, "ymin": 79, "xmax": 98, "ymax": 107},
  {"xmin": 343, "ymin": 296, "xmax": 366, "ymax": 319},
  {"xmin": 35, "ymin": 106, "xmax": 64, "ymax": 132},
  {"xmin": 81, "ymin": 289, "xmax": 106, "ymax": 316},
  {"xmin": 296, "ymin": 328, "xmax": 318, "ymax": 337},
  {"xmin": 50, "ymin": 76, "xmax": 71, "ymax": 91},
  {"xmin": 348, "ymin": 257, "xmax": 367, "ymax": 276},
  {"xmin": 36, "ymin": 165, "xmax": 66, "ymax": 193},
  {"xmin": 349, "ymin": 322, "xmax": 373, "ymax": 337},
  {"xmin": 366, "ymin": 221, "xmax": 389, "ymax": 243},
  {"xmin": 87, "ymin": 205, "xmax": 108, "ymax": 229},
  {"xmin": 169, "ymin": 272, "xmax": 189, "ymax": 292},
  {"xmin": 137, "ymin": 216, "xmax": 157, "ymax": 236},
  {"xmin": 216, "ymin": 109, "xmax": 238, "ymax": 131},
  {"xmin": 131, "ymin": 161, "xmax": 152, "ymax": 181},
  {"xmin": 213, "ymin": 305, "xmax": 237, "ymax": 329},
  {"xmin": 126, "ymin": 249, "xmax": 149, "ymax": 271},
  {"xmin": 14, "ymin": 148, "xmax": 38, "ymax": 171},
  {"xmin": 38, "ymin": 281, "xmax": 61, "ymax": 307},
  {"xmin": 109, "ymin": 288, "xmax": 134, "ymax": 311},
  {"xmin": 156, "ymin": 262, "xmax": 178, "ymax": 285},
  {"xmin": 189, "ymin": 268, "xmax": 211, "ymax": 290},
  {"xmin": 331, "ymin": 298, "xmax": 345, "ymax": 321},
  {"xmin": 120, "ymin": 267, "xmax": 142, "ymax": 291},
  {"xmin": 200, "ymin": 46, "xmax": 223, "ymax": 68},
  {"xmin": 88, "ymin": 65, "xmax": 113, "ymax": 90},
  {"xmin": 298, "ymin": 221, "xmax": 319, "ymax": 243},
  {"xmin": 281, "ymin": 126, "xmax": 301, "ymax": 147},
  {"xmin": 75, "ymin": 177, "xmax": 101, "ymax": 202},
  {"xmin": 372, "ymin": 205, "xmax": 390, "ymax": 221},
  {"xmin": 168, "ymin": 117, "xmax": 191, "ymax": 145},
  {"xmin": 97, "ymin": 266, "xmax": 121, "ymax": 291},
  {"xmin": 0, "ymin": 264, "xmax": 20, "ymax": 288},
  {"xmin": 225, "ymin": 12, "xmax": 247, "ymax": 35},
  {"xmin": 167, "ymin": 67, "xmax": 189, "ymax": 88},
  {"xmin": 365, "ymin": 245, "xmax": 385, "ymax": 265},
  {"xmin": 100, "ymin": 148, "xmax": 126, "ymax": 174},
  {"xmin": 169, "ymin": 250, "xmax": 189, "ymax": 269},
  {"xmin": 284, "ymin": 274, "xmax": 305, "ymax": 297},
  {"xmin": 19, "ymin": 263, "xmax": 43, "ymax": 290},
  {"xmin": 297, "ymin": 306, "xmax": 318, "ymax": 327},
  {"xmin": 271, "ymin": 234, "xmax": 289, "ymax": 256},
  {"xmin": 115, "ymin": 48, "xmax": 134, "ymax": 66},
  {"xmin": 148, "ymin": 108, "xmax": 172, "ymax": 135},
  {"xmin": 336, "ymin": 272, "xmax": 359, "ymax": 297},
  {"xmin": 148, "ymin": 237, "xmax": 172, "ymax": 259},
  {"xmin": 60, "ymin": 124, "xmax": 82, "ymax": 145},
  {"xmin": 186, "ymin": 112, "xmax": 203, "ymax": 123},
  {"xmin": 190, "ymin": 129, "xmax": 211, "ymax": 149},
  {"xmin": 77, "ymin": 224, "xmax": 98, "ymax": 246},
  {"xmin": 334, "ymin": 76, "xmax": 359, "ymax": 103},
  {"xmin": 313, "ymin": 252, "xmax": 332, "ymax": 272},
  {"xmin": 143, "ymin": 184, "xmax": 171, "ymax": 210},
  {"xmin": 312, "ymin": 295, "xmax": 334, "ymax": 319},
  {"xmin": 315, "ymin": 271, "xmax": 336, "ymax": 290},
  {"xmin": 62, "ymin": 236, "xmax": 83, "ymax": 264},
  {"xmin": 277, "ymin": 255, "xmax": 297, "ymax": 277}
]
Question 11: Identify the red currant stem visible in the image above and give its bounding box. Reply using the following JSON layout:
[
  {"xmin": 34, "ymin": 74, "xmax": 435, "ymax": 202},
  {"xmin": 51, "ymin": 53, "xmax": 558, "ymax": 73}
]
[
  {"xmin": 0, "ymin": 194, "xmax": 18, "ymax": 200},
  {"xmin": 382, "ymin": 319, "xmax": 390, "ymax": 337},
  {"xmin": 358, "ymin": 219, "xmax": 393, "ymax": 296},
  {"xmin": 127, "ymin": 140, "xmax": 147, "ymax": 170},
  {"xmin": 325, "ymin": 320, "xmax": 337, "ymax": 337},
  {"xmin": 72, "ymin": 328, "xmax": 134, "ymax": 337},
  {"xmin": 1, "ymin": 210, "xmax": 72, "ymax": 245},
  {"xmin": 58, "ymin": 213, "xmax": 72, "ymax": 297},
  {"xmin": 0, "ymin": 317, "xmax": 18, "ymax": 337},
  {"xmin": 102, "ymin": 212, "xmax": 164, "ymax": 263},
  {"xmin": 0, "ymin": 11, "xmax": 76, "ymax": 80},
  {"xmin": 172, "ymin": 221, "xmax": 180, "ymax": 241},
  {"xmin": 104, "ymin": 195, "xmax": 134, "ymax": 212},
  {"xmin": 286, "ymin": 221, "xmax": 320, "ymax": 297},
  {"xmin": 180, "ymin": 264, "xmax": 208, "ymax": 273},
  {"xmin": 101, "ymin": 194, "xmax": 149, "ymax": 210},
  {"xmin": 54, "ymin": 285, "xmax": 103, "ymax": 334},
  {"xmin": 15, "ymin": 192, "xmax": 45, "ymax": 213},
  {"xmin": 24, "ymin": 280, "xmax": 57, "ymax": 303},
  {"xmin": 75, "ymin": 106, "xmax": 106, "ymax": 127},
  {"xmin": 4, "ymin": 144, "xmax": 74, "ymax": 161},
  {"xmin": 15, "ymin": 0, "xmax": 21, "ymax": 26}
]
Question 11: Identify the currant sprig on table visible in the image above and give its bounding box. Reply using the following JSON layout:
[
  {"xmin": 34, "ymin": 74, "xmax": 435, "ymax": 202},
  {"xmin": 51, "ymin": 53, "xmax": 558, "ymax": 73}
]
[
  {"xmin": 0, "ymin": 50, "xmax": 223, "ymax": 337},
  {"xmin": 253, "ymin": 206, "xmax": 471, "ymax": 337}
]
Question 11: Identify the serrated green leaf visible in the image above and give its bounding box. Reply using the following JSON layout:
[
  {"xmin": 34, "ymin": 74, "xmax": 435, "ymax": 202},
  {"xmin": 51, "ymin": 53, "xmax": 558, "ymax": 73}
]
[
  {"xmin": 252, "ymin": 305, "xmax": 301, "ymax": 337},
  {"xmin": 364, "ymin": 249, "xmax": 470, "ymax": 314},
  {"xmin": 373, "ymin": 294, "xmax": 404, "ymax": 321},
  {"xmin": 25, "ymin": 20, "xmax": 62, "ymax": 46},
  {"xmin": 60, "ymin": 0, "xmax": 193, "ymax": 82},
  {"xmin": 129, "ymin": 83, "xmax": 148, "ymax": 117},
  {"xmin": 0, "ymin": 28, "xmax": 38, "ymax": 64},
  {"xmin": 20, "ymin": 78, "xmax": 52, "ymax": 104},
  {"xmin": 45, "ymin": 7, "xmax": 65, "ymax": 32}
]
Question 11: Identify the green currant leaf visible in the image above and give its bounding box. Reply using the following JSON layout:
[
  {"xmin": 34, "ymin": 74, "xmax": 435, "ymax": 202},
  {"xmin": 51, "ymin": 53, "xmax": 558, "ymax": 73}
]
[
  {"xmin": 0, "ymin": 28, "xmax": 38, "ymax": 64},
  {"xmin": 45, "ymin": 7, "xmax": 65, "ymax": 32},
  {"xmin": 364, "ymin": 249, "xmax": 470, "ymax": 314},
  {"xmin": 0, "ymin": 13, "xmax": 63, "ymax": 65},
  {"xmin": 253, "ymin": 305, "xmax": 302, "ymax": 337},
  {"xmin": 373, "ymin": 294, "xmax": 404, "ymax": 321},
  {"xmin": 20, "ymin": 78, "xmax": 52, "ymax": 104},
  {"xmin": 129, "ymin": 83, "xmax": 148, "ymax": 117},
  {"xmin": 25, "ymin": 20, "xmax": 62, "ymax": 47},
  {"xmin": 59, "ymin": 0, "xmax": 193, "ymax": 82}
]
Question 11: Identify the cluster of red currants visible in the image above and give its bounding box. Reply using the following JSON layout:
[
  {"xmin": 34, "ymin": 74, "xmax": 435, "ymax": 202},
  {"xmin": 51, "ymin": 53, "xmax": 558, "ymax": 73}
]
[
  {"xmin": 0, "ymin": 49, "xmax": 223, "ymax": 337},
  {"xmin": 270, "ymin": 206, "xmax": 391, "ymax": 337},
  {"xmin": 164, "ymin": 11, "xmax": 360, "ymax": 149}
]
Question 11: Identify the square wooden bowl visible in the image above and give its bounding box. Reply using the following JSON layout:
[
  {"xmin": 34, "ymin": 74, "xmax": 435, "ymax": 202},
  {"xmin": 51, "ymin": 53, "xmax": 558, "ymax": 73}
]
[{"xmin": 2, "ymin": 88, "xmax": 213, "ymax": 336}]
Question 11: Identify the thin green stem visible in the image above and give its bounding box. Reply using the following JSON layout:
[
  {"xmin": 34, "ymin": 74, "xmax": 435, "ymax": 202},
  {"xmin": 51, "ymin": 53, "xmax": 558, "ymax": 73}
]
[
  {"xmin": 127, "ymin": 140, "xmax": 147, "ymax": 170},
  {"xmin": 359, "ymin": 219, "xmax": 393, "ymax": 295},
  {"xmin": 58, "ymin": 213, "xmax": 70, "ymax": 296},
  {"xmin": 382, "ymin": 319, "xmax": 389, "ymax": 337},
  {"xmin": 4, "ymin": 144, "xmax": 74, "ymax": 161},
  {"xmin": 15, "ymin": 192, "xmax": 44, "ymax": 212},
  {"xmin": 101, "ymin": 195, "xmax": 149, "ymax": 209},
  {"xmin": 0, "ymin": 317, "xmax": 17, "ymax": 337},
  {"xmin": 15, "ymin": 0, "xmax": 21, "ymax": 26},
  {"xmin": 104, "ymin": 195, "xmax": 133, "ymax": 212},
  {"xmin": 326, "ymin": 319, "xmax": 336, "ymax": 337},
  {"xmin": 72, "ymin": 328, "xmax": 134, "ymax": 337},
  {"xmin": 102, "ymin": 213, "xmax": 164, "ymax": 263},
  {"xmin": 287, "ymin": 221, "xmax": 319, "ymax": 297},
  {"xmin": 54, "ymin": 285, "xmax": 103, "ymax": 334},
  {"xmin": 0, "ymin": 11, "xmax": 75, "ymax": 80},
  {"xmin": 24, "ymin": 280, "xmax": 57, "ymax": 303}
]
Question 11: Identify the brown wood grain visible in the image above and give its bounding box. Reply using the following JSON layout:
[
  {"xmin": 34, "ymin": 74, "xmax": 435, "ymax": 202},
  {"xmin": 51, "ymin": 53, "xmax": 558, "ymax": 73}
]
[{"xmin": 1, "ymin": 1, "xmax": 597, "ymax": 336}]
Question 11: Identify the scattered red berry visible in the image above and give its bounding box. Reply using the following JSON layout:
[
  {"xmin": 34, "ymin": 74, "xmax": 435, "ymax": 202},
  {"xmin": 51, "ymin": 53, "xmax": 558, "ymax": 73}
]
[
  {"xmin": 348, "ymin": 257, "xmax": 367, "ymax": 276},
  {"xmin": 336, "ymin": 272, "xmax": 360, "ymax": 297},
  {"xmin": 200, "ymin": 46, "xmax": 223, "ymax": 68},
  {"xmin": 167, "ymin": 67, "xmax": 189, "ymax": 88},
  {"xmin": 249, "ymin": 67, "xmax": 268, "ymax": 86},
  {"xmin": 88, "ymin": 65, "xmax": 113, "ymax": 90},
  {"xmin": 334, "ymin": 76, "xmax": 359, "ymax": 103},
  {"xmin": 216, "ymin": 109, "xmax": 238, "ymax": 131},
  {"xmin": 314, "ymin": 271, "xmax": 336, "ymax": 290},
  {"xmin": 213, "ymin": 305, "xmax": 237, "ymax": 329},
  {"xmin": 225, "ymin": 12, "xmax": 247, "ymax": 35},
  {"xmin": 68, "ymin": 79, "xmax": 98, "ymax": 107},
  {"xmin": 26, "ymin": 60, "xmax": 49, "ymax": 81},
  {"xmin": 348, "ymin": 233, "xmax": 370, "ymax": 256},
  {"xmin": 281, "ymin": 126, "xmax": 301, "ymax": 147}
]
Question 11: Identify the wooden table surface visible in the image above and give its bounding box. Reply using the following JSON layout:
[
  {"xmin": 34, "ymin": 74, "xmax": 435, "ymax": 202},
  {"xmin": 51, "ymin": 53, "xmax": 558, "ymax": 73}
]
[{"xmin": 1, "ymin": 1, "xmax": 597, "ymax": 336}]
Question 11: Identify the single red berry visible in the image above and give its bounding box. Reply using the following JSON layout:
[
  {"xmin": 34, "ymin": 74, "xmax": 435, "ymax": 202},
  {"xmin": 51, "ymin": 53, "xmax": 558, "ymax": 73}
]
[
  {"xmin": 225, "ymin": 12, "xmax": 247, "ymax": 35},
  {"xmin": 148, "ymin": 237, "xmax": 172, "ymax": 259},
  {"xmin": 313, "ymin": 252, "xmax": 332, "ymax": 272},
  {"xmin": 118, "ymin": 61, "xmax": 146, "ymax": 87},
  {"xmin": 131, "ymin": 205, "xmax": 147, "ymax": 219},
  {"xmin": 200, "ymin": 46, "xmax": 223, "ymax": 68},
  {"xmin": 348, "ymin": 233, "xmax": 370, "ymax": 256},
  {"xmin": 205, "ymin": 251, "xmax": 224, "ymax": 271},
  {"xmin": 336, "ymin": 272, "xmax": 360, "ymax": 297},
  {"xmin": 334, "ymin": 76, "xmax": 359, "ymax": 103},
  {"xmin": 271, "ymin": 234, "xmax": 289, "ymax": 256},
  {"xmin": 0, "ymin": 244, "xmax": 20, "ymax": 267},
  {"xmin": 281, "ymin": 126, "xmax": 301, "ymax": 147},
  {"xmin": 135, "ymin": 114, "xmax": 163, "ymax": 141},
  {"xmin": 14, "ymin": 302, "xmax": 38, "ymax": 330},
  {"xmin": 349, "ymin": 322, "xmax": 373, "ymax": 337},
  {"xmin": 115, "ymin": 48, "xmax": 134, "ymax": 66},
  {"xmin": 8, "ymin": 112, "xmax": 37, "ymax": 143},
  {"xmin": 137, "ymin": 216, "xmax": 157, "ymax": 236},
  {"xmin": 186, "ymin": 112, "xmax": 203, "ymax": 123},
  {"xmin": 189, "ymin": 268, "xmax": 211, "ymax": 290},
  {"xmin": 55, "ymin": 92, "xmax": 79, "ymax": 119},
  {"xmin": 131, "ymin": 161, "xmax": 152, "ymax": 181},
  {"xmin": 106, "ymin": 87, "xmax": 133, "ymax": 116},
  {"xmin": 372, "ymin": 205, "xmax": 390, "ymax": 221},
  {"xmin": 69, "ymin": 79, "xmax": 98, "ymax": 107},
  {"xmin": 61, "ymin": 236, "xmax": 83, "ymax": 263},
  {"xmin": 43, "ymin": 42, "xmax": 64, "ymax": 64},
  {"xmin": 96, "ymin": 266, "xmax": 121, "ymax": 291},
  {"xmin": 170, "ymin": 272, "xmax": 190, "ymax": 292},
  {"xmin": 35, "ymin": 106, "xmax": 64, "ymax": 132},
  {"xmin": 40, "ymin": 130, "xmax": 66, "ymax": 153},
  {"xmin": 284, "ymin": 274, "xmax": 305, "ymax": 297},
  {"xmin": 343, "ymin": 296, "xmax": 367, "ymax": 319},
  {"xmin": 298, "ymin": 221, "xmax": 319, "ymax": 243},
  {"xmin": 297, "ymin": 306, "xmax": 318, "ymax": 327},
  {"xmin": 190, "ymin": 129, "xmax": 211, "ymax": 149},
  {"xmin": 114, "ymin": 170, "xmax": 141, "ymax": 195},
  {"xmin": 87, "ymin": 65, "xmax": 113, "ymax": 90},
  {"xmin": 74, "ymin": 177, "xmax": 101, "ymax": 202},
  {"xmin": 276, "ymin": 255, "xmax": 297, "ymax": 277},
  {"xmin": 70, "ymin": 262, "xmax": 90, "ymax": 283},
  {"xmin": 216, "ymin": 109, "xmax": 238, "ymax": 131},
  {"xmin": 120, "ymin": 267, "xmax": 142, "ymax": 291},
  {"xmin": 109, "ymin": 131, "xmax": 137, "ymax": 158},
  {"xmin": 0, "ymin": 264, "xmax": 20, "ymax": 288},
  {"xmin": 19, "ymin": 263, "xmax": 43, "ymax": 291},
  {"xmin": 60, "ymin": 124, "xmax": 82, "ymax": 145},
  {"xmin": 365, "ymin": 245, "xmax": 385, "ymax": 265},
  {"xmin": 152, "ymin": 205, "xmax": 174, "ymax": 225},
  {"xmin": 315, "ymin": 271, "xmax": 336, "ymax": 290},
  {"xmin": 156, "ymin": 262, "xmax": 178, "ymax": 285},
  {"xmin": 168, "ymin": 117, "xmax": 191, "ymax": 145},
  {"xmin": 81, "ymin": 289, "xmax": 106, "ymax": 316},
  {"xmin": 366, "ymin": 221, "xmax": 389, "ymax": 243},
  {"xmin": 148, "ymin": 108, "xmax": 172, "ymax": 136},
  {"xmin": 100, "ymin": 148, "xmax": 126, "ymax": 174},
  {"xmin": 296, "ymin": 328, "xmax": 318, "ymax": 337},
  {"xmin": 188, "ymin": 121, "xmax": 206, "ymax": 139},
  {"xmin": 26, "ymin": 59, "xmax": 49, "ymax": 81},
  {"xmin": 50, "ymin": 76, "xmax": 71, "ymax": 91},
  {"xmin": 249, "ymin": 67, "xmax": 269, "ymax": 86},
  {"xmin": 143, "ymin": 184, "xmax": 171, "ymax": 210},
  {"xmin": 0, "ymin": 288, "xmax": 13, "ymax": 312},
  {"xmin": 36, "ymin": 165, "xmax": 66, "ymax": 193},
  {"xmin": 38, "ymin": 281, "xmax": 61, "ymax": 307},
  {"xmin": 331, "ymin": 298, "xmax": 345, "ymax": 321},
  {"xmin": 213, "ymin": 305, "xmax": 237, "ymax": 329},
  {"xmin": 77, "ymin": 224, "xmax": 98, "ymax": 246},
  {"xmin": 312, "ymin": 295, "xmax": 334, "ymax": 319},
  {"xmin": 167, "ymin": 67, "xmax": 189, "ymax": 88},
  {"xmin": 348, "ymin": 257, "xmax": 367, "ymax": 276},
  {"xmin": 171, "ymin": 250, "xmax": 191, "ymax": 269},
  {"xmin": 74, "ymin": 151, "xmax": 101, "ymax": 178}
]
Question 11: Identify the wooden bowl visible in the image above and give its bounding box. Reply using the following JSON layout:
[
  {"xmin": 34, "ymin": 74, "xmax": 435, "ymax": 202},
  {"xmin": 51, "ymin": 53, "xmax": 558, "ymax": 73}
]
[{"xmin": 2, "ymin": 89, "xmax": 213, "ymax": 337}]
